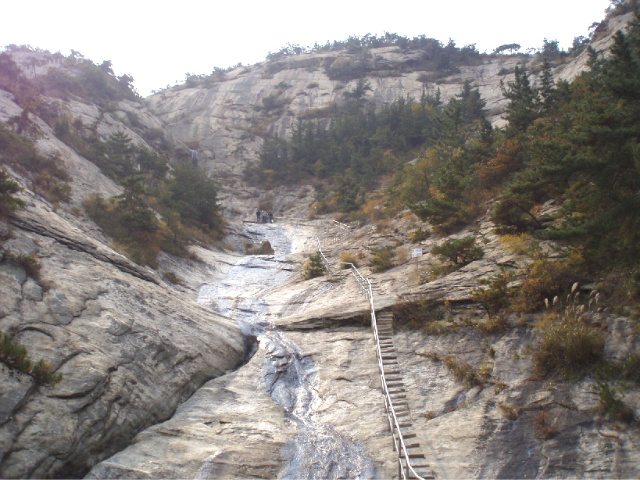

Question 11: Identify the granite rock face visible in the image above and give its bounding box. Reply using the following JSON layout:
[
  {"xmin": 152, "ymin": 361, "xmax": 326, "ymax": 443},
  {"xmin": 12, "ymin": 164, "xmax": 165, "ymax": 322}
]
[
  {"xmin": 0, "ymin": 202, "xmax": 246, "ymax": 478},
  {"xmin": 144, "ymin": 13, "xmax": 632, "ymax": 192},
  {"xmin": 1, "ymin": 11, "xmax": 638, "ymax": 478}
]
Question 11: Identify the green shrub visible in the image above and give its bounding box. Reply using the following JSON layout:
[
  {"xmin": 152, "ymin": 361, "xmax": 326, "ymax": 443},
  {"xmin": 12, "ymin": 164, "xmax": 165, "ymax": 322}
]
[
  {"xmin": 6, "ymin": 253, "xmax": 42, "ymax": 280},
  {"xmin": 303, "ymin": 251, "xmax": 328, "ymax": 279},
  {"xmin": 471, "ymin": 269, "xmax": 514, "ymax": 317},
  {"xmin": 0, "ymin": 332, "xmax": 30, "ymax": 372},
  {"xmin": 0, "ymin": 169, "xmax": 24, "ymax": 217},
  {"xmin": 409, "ymin": 227, "xmax": 430, "ymax": 243},
  {"xmin": 431, "ymin": 236, "xmax": 484, "ymax": 266},
  {"xmin": 0, "ymin": 125, "xmax": 70, "ymax": 206},
  {"xmin": 393, "ymin": 298, "xmax": 459, "ymax": 334},
  {"xmin": 0, "ymin": 331, "xmax": 61, "ymax": 385},
  {"xmin": 596, "ymin": 354, "xmax": 640, "ymax": 384},
  {"xmin": 369, "ymin": 246, "xmax": 394, "ymax": 272},
  {"xmin": 163, "ymin": 271, "xmax": 183, "ymax": 285},
  {"xmin": 596, "ymin": 382, "xmax": 634, "ymax": 423},
  {"xmin": 31, "ymin": 358, "xmax": 63, "ymax": 385}
]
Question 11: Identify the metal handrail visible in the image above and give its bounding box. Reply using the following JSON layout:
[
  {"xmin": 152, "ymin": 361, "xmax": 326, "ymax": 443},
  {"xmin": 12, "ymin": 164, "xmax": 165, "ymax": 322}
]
[{"xmin": 314, "ymin": 240, "xmax": 427, "ymax": 480}]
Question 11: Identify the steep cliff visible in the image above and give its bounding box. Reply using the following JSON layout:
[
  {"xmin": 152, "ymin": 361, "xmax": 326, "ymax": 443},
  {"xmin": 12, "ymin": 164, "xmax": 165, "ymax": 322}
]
[
  {"xmin": 1, "ymin": 5, "xmax": 638, "ymax": 479},
  {"xmin": 0, "ymin": 52, "xmax": 247, "ymax": 478},
  {"xmin": 144, "ymin": 11, "xmax": 631, "ymax": 200}
]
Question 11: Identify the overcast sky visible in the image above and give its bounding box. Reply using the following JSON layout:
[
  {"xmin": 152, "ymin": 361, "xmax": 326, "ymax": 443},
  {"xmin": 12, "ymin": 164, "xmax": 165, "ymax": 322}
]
[{"xmin": 2, "ymin": 0, "xmax": 613, "ymax": 97}]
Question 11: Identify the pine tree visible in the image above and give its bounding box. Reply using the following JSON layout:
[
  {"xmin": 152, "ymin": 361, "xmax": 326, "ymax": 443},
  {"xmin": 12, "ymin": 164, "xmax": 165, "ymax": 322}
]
[{"xmin": 501, "ymin": 64, "xmax": 540, "ymax": 134}]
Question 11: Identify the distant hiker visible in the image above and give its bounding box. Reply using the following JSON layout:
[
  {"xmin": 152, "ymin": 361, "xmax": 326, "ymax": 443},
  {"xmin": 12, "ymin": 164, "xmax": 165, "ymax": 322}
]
[
  {"xmin": 256, "ymin": 210, "xmax": 261, "ymax": 222},
  {"xmin": 268, "ymin": 212, "xmax": 274, "ymax": 223}
]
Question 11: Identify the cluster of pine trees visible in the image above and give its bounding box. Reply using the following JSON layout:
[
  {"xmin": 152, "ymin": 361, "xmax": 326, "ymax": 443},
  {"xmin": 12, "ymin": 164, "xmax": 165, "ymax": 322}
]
[{"xmin": 251, "ymin": 12, "xmax": 640, "ymax": 291}]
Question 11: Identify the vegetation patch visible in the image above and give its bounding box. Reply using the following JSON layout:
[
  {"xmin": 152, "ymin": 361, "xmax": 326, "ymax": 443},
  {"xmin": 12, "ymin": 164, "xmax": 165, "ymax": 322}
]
[
  {"xmin": 531, "ymin": 289, "xmax": 605, "ymax": 378},
  {"xmin": 595, "ymin": 381, "xmax": 635, "ymax": 423},
  {"xmin": 0, "ymin": 330, "xmax": 62, "ymax": 385},
  {"xmin": 471, "ymin": 269, "xmax": 514, "ymax": 318},
  {"xmin": 431, "ymin": 236, "xmax": 484, "ymax": 267},
  {"xmin": 368, "ymin": 246, "xmax": 395, "ymax": 272},
  {"xmin": 303, "ymin": 251, "xmax": 328, "ymax": 279},
  {"xmin": 0, "ymin": 168, "xmax": 24, "ymax": 218},
  {"xmin": 442, "ymin": 354, "xmax": 487, "ymax": 388}
]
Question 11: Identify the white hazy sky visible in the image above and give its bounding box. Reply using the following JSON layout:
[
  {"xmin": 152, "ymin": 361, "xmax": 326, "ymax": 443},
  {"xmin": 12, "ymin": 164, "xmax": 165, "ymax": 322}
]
[{"xmin": 2, "ymin": 0, "xmax": 613, "ymax": 97}]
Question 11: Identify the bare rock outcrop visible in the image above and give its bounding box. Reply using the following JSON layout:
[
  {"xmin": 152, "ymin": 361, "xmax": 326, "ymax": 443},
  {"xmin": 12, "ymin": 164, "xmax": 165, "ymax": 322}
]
[{"xmin": 0, "ymin": 202, "xmax": 247, "ymax": 478}]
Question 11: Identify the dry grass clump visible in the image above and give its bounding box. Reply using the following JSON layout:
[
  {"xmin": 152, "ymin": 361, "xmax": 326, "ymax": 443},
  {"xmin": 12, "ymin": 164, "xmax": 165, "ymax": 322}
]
[
  {"xmin": 498, "ymin": 402, "xmax": 523, "ymax": 420},
  {"xmin": 338, "ymin": 251, "xmax": 359, "ymax": 268},
  {"xmin": 534, "ymin": 411, "xmax": 558, "ymax": 439},
  {"xmin": 531, "ymin": 285, "xmax": 605, "ymax": 378},
  {"xmin": 442, "ymin": 354, "xmax": 487, "ymax": 388}
]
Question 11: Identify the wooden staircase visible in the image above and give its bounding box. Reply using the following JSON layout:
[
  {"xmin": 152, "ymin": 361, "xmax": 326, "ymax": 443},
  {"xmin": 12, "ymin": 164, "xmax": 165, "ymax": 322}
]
[{"xmin": 376, "ymin": 312, "xmax": 435, "ymax": 480}]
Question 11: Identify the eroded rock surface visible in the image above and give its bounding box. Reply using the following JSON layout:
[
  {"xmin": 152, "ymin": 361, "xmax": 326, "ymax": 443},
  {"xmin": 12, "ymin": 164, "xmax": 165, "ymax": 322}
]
[{"xmin": 0, "ymin": 204, "xmax": 246, "ymax": 478}]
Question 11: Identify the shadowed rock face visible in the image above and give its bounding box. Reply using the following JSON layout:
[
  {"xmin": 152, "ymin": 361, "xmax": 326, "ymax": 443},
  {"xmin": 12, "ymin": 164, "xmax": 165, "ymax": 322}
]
[{"xmin": 0, "ymin": 205, "xmax": 246, "ymax": 478}]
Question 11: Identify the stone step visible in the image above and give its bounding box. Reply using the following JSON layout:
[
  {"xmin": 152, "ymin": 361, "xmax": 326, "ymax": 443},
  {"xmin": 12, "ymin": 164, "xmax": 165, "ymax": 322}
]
[
  {"xmin": 390, "ymin": 395, "xmax": 407, "ymax": 402},
  {"xmin": 389, "ymin": 389, "xmax": 406, "ymax": 396},
  {"xmin": 410, "ymin": 469, "xmax": 435, "ymax": 479}
]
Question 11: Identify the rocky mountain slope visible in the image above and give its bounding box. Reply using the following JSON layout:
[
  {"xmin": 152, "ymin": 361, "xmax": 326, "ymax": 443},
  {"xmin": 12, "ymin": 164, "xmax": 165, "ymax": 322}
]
[
  {"xmin": 144, "ymin": 11, "xmax": 631, "ymax": 202},
  {"xmin": 0, "ymin": 52, "xmax": 248, "ymax": 478},
  {"xmin": 0, "ymin": 5, "xmax": 638, "ymax": 479}
]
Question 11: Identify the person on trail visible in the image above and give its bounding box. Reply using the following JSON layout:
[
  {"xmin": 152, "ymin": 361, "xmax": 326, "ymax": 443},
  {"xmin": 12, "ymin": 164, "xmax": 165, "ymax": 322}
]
[
  {"xmin": 256, "ymin": 210, "xmax": 261, "ymax": 222},
  {"xmin": 268, "ymin": 212, "xmax": 274, "ymax": 223}
]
